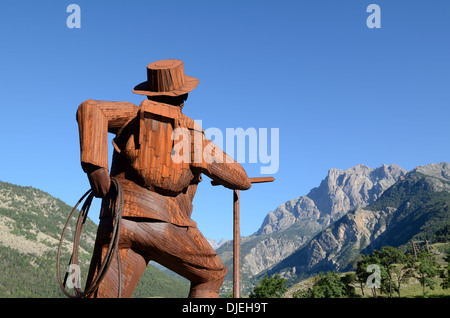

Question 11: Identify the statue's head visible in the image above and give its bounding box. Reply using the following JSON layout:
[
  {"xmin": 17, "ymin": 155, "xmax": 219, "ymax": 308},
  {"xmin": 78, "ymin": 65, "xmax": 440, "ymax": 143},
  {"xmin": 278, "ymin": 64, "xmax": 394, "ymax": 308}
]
[{"xmin": 132, "ymin": 59, "xmax": 198, "ymax": 108}]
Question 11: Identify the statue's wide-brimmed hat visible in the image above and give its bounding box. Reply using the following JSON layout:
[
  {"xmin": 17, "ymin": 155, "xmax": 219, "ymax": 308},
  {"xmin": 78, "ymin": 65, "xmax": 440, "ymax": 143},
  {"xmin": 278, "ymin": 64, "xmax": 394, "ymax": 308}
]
[{"xmin": 132, "ymin": 59, "xmax": 199, "ymax": 97}]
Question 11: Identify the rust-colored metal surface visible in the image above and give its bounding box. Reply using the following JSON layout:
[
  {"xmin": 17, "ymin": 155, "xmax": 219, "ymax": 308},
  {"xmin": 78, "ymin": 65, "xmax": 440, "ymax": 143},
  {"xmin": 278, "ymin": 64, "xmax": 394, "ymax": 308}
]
[
  {"xmin": 212, "ymin": 177, "xmax": 274, "ymax": 298},
  {"xmin": 75, "ymin": 59, "xmax": 253, "ymax": 298},
  {"xmin": 233, "ymin": 189, "xmax": 240, "ymax": 298}
]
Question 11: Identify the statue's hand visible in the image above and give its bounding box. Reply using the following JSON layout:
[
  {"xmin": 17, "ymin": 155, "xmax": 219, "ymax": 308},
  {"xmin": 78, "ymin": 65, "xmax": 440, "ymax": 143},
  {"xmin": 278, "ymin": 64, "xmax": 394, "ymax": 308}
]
[{"xmin": 87, "ymin": 167, "xmax": 111, "ymax": 198}]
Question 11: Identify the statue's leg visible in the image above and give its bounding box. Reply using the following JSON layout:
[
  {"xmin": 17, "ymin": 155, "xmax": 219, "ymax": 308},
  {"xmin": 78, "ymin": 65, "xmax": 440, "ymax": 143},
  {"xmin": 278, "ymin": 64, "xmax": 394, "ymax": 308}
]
[
  {"xmin": 123, "ymin": 219, "xmax": 228, "ymax": 298},
  {"xmin": 85, "ymin": 217, "xmax": 150, "ymax": 298},
  {"xmin": 86, "ymin": 216, "xmax": 227, "ymax": 298}
]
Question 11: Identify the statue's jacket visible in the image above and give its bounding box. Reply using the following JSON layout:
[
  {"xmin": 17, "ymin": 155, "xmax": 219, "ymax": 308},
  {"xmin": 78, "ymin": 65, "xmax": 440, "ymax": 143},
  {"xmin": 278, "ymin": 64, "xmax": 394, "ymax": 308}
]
[{"xmin": 76, "ymin": 99, "xmax": 250, "ymax": 228}]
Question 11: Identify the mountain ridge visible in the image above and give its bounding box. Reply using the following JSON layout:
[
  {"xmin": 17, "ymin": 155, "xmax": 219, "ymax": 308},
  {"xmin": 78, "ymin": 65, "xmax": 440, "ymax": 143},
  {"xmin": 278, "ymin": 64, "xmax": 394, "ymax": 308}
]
[
  {"xmin": 217, "ymin": 163, "xmax": 407, "ymax": 286},
  {"xmin": 261, "ymin": 162, "xmax": 450, "ymax": 284},
  {"xmin": 256, "ymin": 163, "xmax": 406, "ymax": 235}
]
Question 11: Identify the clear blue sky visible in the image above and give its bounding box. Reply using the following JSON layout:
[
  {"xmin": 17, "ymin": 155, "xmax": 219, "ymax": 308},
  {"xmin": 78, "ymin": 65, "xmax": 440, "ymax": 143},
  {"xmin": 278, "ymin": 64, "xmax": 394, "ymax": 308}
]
[{"xmin": 0, "ymin": 0, "xmax": 449, "ymax": 241}]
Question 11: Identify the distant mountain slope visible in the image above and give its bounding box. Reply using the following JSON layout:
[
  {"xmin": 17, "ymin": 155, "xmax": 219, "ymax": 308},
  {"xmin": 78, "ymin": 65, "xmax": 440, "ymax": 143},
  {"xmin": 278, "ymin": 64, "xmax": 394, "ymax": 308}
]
[
  {"xmin": 0, "ymin": 181, "xmax": 189, "ymax": 297},
  {"xmin": 207, "ymin": 238, "xmax": 229, "ymax": 250},
  {"xmin": 264, "ymin": 163, "xmax": 450, "ymax": 284},
  {"xmin": 257, "ymin": 164, "xmax": 406, "ymax": 235},
  {"xmin": 217, "ymin": 164, "xmax": 406, "ymax": 283}
]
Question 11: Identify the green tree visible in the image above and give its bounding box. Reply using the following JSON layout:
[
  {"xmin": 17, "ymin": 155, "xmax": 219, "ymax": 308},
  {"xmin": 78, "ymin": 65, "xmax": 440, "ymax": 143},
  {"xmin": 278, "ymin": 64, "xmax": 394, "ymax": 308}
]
[
  {"xmin": 355, "ymin": 255, "xmax": 372, "ymax": 297},
  {"xmin": 392, "ymin": 253, "xmax": 414, "ymax": 298},
  {"xmin": 415, "ymin": 250, "xmax": 439, "ymax": 296},
  {"xmin": 340, "ymin": 273, "xmax": 357, "ymax": 297},
  {"xmin": 355, "ymin": 251, "xmax": 389, "ymax": 298},
  {"xmin": 440, "ymin": 250, "xmax": 450, "ymax": 290},
  {"xmin": 249, "ymin": 274, "xmax": 287, "ymax": 298},
  {"xmin": 374, "ymin": 246, "xmax": 412, "ymax": 298},
  {"xmin": 295, "ymin": 272, "xmax": 353, "ymax": 298}
]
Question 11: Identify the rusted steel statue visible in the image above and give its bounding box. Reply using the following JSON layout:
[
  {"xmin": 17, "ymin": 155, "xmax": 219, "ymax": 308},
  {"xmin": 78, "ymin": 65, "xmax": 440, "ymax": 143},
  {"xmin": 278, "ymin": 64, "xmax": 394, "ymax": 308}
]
[{"xmin": 75, "ymin": 59, "xmax": 252, "ymax": 298}]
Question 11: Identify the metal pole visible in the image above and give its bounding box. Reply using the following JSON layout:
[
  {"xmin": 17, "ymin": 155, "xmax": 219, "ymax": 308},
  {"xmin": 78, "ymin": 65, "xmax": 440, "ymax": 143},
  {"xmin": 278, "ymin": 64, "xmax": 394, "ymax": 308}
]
[
  {"xmin": 211, "ymin": 176, "xmax": 274, "ymax": 298},
  {"xmin": 233, "ymin": 189, "xmax": 240, "ymax": 298}
]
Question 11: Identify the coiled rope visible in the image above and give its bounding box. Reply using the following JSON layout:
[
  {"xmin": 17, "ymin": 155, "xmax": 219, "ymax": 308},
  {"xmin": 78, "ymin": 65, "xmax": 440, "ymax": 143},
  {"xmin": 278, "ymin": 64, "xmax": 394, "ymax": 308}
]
[{"xmin": 57, "ymin": 177, "xmax": 123, "ymax": 298}]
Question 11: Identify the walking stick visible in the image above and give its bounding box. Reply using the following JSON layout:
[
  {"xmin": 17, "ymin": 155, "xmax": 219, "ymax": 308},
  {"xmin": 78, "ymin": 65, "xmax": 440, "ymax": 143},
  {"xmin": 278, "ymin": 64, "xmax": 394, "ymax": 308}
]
[{"xmin": 212, "ymin": 176, "xmax": 274, "ymax": 298}]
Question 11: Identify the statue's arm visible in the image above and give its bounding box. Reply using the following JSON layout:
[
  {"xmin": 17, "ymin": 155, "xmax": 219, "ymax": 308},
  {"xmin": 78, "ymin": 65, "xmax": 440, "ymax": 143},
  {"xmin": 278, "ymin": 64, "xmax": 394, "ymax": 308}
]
[
  {"xmin": 76, "ymin": 99, "xmax": 139, "ymax": 171},
  {"xmin": 192, "ymin": 137, "xmax": 251, "ymax": 191},
  {"xmin": 76, "ymin": 99, "xmax": 139, "ymax": 196}
]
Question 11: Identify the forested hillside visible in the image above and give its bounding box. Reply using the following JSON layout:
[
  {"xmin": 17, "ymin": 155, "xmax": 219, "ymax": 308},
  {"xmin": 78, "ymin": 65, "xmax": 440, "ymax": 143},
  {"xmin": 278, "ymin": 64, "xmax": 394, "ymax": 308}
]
[{"xmin": 0, "ymin": 181, "xmax": 189, "ymax": 297}]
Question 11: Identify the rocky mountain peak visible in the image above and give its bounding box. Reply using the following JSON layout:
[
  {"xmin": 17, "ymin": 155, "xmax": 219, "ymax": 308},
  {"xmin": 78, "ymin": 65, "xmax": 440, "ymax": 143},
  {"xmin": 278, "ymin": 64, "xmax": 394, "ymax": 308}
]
[
  {"xmin": 264, "ymin": 162, "xmax": 450, "ymax": 282},
  {"xmin": 413, "ymin": 162, "xmax": 450, "ymax": 181},
  {"xmin": 217, "ymin": 162, "xmax": 446, "ymax": 288},
  {"xmin": 256, "ymin": 164, "xmax": 406, "ymax": 236}
]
